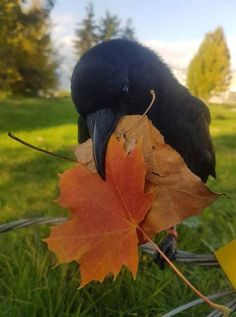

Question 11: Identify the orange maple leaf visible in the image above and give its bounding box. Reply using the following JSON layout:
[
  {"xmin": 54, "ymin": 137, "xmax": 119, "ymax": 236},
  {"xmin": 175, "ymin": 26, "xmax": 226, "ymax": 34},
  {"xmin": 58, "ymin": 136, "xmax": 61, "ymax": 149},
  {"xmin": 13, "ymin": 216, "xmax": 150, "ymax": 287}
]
[{"xmin": 45, "ymin": 136, "xmax": 154, "ymax": 287}]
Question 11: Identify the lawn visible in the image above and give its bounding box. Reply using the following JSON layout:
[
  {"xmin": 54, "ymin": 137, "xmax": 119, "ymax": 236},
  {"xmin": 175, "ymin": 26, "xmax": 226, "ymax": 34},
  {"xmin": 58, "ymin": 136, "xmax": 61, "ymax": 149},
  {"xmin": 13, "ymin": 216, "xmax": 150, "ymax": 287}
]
[{"xmin": 0, "ymin": 97, "xmax": 235, "ymax": 317}]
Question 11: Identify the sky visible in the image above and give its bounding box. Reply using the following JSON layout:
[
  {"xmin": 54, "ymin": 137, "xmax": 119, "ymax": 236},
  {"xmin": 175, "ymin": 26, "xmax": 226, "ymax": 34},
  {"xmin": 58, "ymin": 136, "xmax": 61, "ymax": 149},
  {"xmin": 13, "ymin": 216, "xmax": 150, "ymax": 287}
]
[{"xmin": 50, "ymin": 0, "xmax": 236, "ymax": 89}]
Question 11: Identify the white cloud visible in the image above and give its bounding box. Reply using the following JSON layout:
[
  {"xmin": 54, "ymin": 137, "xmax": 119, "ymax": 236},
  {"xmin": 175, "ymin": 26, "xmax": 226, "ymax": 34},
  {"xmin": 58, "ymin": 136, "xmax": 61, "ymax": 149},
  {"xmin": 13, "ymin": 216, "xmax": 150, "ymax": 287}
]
[
  {"xmin": 51, "ymin": 13, "xmax": 76, "ymax": 34},
  {"xmin": 144, "ymin": 36, "xmax": 236, "ymax": 71},
  {"xmin": 144, "ymin": 37, "xmax": 236, "ymax": 86},
  {"xmin": 51, "ymin": 13, "xmax": 77, "ymax": 89},
  {"xmin": 144, "ymin": 39, "xmax": 201, "ymax": 70}
]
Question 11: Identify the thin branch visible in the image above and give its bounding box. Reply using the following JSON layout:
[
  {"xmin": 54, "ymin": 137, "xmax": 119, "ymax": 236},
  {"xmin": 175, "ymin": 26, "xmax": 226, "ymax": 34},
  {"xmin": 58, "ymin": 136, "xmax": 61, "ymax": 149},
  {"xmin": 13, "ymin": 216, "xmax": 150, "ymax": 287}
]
[{"xmin": 8, "ymin": 132, "xmax": 77, "ymax": 163}]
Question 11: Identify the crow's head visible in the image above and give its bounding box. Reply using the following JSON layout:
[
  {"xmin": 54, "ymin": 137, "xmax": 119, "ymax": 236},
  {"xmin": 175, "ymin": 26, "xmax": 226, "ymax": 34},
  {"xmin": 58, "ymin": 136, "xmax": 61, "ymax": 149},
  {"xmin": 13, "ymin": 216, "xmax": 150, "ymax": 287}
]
[
  {"xmin": 72, "ymin": 42, "xmax": 131, "ymax": 179},
  {"xmin": 71, "ymin": 39, "xmax": 186, "ymax": 179}
]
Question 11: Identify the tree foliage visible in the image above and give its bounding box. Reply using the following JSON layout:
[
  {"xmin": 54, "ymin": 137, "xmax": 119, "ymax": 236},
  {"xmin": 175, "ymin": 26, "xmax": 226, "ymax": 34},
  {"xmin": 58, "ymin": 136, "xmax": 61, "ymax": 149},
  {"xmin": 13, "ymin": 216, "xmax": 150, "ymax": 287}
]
[
  {"xmin": 187, "ymin": 27, "xmax": 231, "ymax": 101},
  {"xmin": 98, "ymin": 11, "xmax": 120, "ymax": 41},
  {"xmin": 74, "ymin": 3, "xmax": 136, "ymax": 58},
  {"xmin": 121, "ymin": 18, "xmax": 136, "ymax": 41},
  {"xmin": 74, "ymin": 3, "xmax": 98, "ymax": 57},
  {"xmin": 0, "ymin": 0, "xmax": 58, "ymax": 96},
  {"xmin": 0, "ymin": 0, "xmax": 22, "ymax": 91}
]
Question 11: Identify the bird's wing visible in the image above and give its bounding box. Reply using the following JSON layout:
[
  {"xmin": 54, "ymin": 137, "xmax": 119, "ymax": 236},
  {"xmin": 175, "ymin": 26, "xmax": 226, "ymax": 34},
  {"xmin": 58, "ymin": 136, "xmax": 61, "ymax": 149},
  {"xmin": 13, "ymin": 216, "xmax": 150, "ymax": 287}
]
[
  {"xmin": 179, "ymin": 96, "xmax": 216, "ymax": 182},
  {"xmin": 78, "ymin": 115, "xmax": 90, "ymax": 144}
]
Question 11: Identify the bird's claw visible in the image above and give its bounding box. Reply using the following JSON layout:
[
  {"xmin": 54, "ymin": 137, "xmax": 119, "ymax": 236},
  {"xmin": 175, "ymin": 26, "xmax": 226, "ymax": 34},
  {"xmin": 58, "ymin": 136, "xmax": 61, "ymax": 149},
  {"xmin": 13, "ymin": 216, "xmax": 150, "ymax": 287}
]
[{"xmin": 155, "ymin": 233, "xmax": 177, "ymax": 269}]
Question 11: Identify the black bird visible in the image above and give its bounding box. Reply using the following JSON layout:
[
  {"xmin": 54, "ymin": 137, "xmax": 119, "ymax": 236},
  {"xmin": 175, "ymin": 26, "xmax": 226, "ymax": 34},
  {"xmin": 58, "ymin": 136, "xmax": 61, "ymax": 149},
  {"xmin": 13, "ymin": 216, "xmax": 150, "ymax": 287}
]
[{"xmin": 71, "ymin": 39, "xmax": 216, "ymax": 265}]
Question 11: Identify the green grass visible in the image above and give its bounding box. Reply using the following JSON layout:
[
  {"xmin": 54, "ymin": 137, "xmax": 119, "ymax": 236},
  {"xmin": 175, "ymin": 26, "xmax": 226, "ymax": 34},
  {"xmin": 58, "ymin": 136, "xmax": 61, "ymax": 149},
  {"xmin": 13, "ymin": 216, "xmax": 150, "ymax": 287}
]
[{"xmin": 0, "ymin": 97, "xmax": 235, "ymax": 317}]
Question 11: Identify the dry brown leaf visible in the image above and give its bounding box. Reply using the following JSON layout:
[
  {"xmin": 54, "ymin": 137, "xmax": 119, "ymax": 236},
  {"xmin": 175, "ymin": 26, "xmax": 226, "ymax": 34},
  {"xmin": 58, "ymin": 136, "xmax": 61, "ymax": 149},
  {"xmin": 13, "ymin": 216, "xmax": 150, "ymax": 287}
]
[
  {"xmin": 74, "ymin": 115, "xmax": 220, "ymax": 240},
  {"xmin": 74, "ymin": 138, "xmax": 95, "ymax": 171},
  {"xmin": 116, "ymin": 116, "xmax": 220, "ymax": 238}
]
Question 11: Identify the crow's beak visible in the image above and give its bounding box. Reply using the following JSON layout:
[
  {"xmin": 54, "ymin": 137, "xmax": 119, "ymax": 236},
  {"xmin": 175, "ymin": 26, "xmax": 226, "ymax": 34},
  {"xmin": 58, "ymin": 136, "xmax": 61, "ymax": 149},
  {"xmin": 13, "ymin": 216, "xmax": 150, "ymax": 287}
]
[{"xmin": 86, "ymin": 108, "xmax": 123, "ymax": 180}]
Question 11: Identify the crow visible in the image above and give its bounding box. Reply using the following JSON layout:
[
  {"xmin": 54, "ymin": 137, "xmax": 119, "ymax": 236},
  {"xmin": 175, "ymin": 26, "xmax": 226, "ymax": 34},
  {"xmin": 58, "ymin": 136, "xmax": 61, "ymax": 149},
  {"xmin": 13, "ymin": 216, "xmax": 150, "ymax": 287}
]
[{"xmin": 71, "ymin": 39, "xmax": 216, "ymax": 266}]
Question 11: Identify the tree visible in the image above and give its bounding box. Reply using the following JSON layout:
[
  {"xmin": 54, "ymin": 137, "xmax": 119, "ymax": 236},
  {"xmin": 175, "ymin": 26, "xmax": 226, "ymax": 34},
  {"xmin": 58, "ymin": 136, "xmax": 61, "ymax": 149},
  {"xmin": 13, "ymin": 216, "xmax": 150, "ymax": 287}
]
[
  {"xmin": 74, "ymin": 3, "xmax": 98, "ymax": 57},
  {"xmin": 0, "ymin": 0, "xmax": 22, "ymax": 92},
  {"xmin": 98, "ymin": 11, "xmax": 120, "ymax": 41},
  {"xmin": 121, "ymin": 18, "xmax": 136, "ymax": 41},
  {"xmin": 187, "ymin": 27, "xmax": 231, "ymax": 101},
  {"xmin": 12, "ymin": 0, "xmax": 58, "ymax": 95},
  {"xmin": 74, "ymin": 4, "xmax": 137, "ymax": 58},
  {"xmin": 0, "ymin": 0, "xmax": 58, "ymax": 96}
]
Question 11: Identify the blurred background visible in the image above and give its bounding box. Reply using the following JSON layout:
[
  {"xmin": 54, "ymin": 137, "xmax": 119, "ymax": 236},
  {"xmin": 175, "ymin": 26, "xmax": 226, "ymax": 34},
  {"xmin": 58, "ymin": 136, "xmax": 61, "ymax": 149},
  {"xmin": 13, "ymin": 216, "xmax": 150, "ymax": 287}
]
[
  {"xmin": 0, "ymin": 1, "xmax": 236, "ymax": 316},
  {"xmin": 0, "ymin": 0, "xmax": 235, "ymax": 101}
]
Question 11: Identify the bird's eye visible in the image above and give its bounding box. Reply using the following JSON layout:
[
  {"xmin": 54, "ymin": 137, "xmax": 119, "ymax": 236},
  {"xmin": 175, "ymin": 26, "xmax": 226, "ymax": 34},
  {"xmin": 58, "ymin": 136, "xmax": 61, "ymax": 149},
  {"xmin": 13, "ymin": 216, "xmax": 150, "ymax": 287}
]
[{"xmin": 121, "ymin": 86, "xmax": 129, "ymax": 95}]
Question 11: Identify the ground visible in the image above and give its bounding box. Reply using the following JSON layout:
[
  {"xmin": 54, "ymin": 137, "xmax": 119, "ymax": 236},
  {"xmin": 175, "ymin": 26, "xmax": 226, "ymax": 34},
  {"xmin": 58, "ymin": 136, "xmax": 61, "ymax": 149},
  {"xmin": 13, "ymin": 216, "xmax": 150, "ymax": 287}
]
[{"xmin": 0, "ymin": 97, "xmax": 235, "ymax": 317}]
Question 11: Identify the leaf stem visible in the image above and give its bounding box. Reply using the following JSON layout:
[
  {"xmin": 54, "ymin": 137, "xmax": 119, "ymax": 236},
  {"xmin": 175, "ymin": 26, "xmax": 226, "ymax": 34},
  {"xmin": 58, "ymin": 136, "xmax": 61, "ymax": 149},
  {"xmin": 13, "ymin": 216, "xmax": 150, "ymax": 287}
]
[
  {"xmin": 138, "ymin": 226, "xmax": 231, "ymax": 317},
  {"xmin": 143, "ymin": 90, "xmax": 156, "ymax": 116},
  {"xmin": 8, "ymin": 132, "xmax": 77, "ymax": 163},
  {"xmin": 121, "ymin": 90, "xmax": 156, "ymax": 137}
]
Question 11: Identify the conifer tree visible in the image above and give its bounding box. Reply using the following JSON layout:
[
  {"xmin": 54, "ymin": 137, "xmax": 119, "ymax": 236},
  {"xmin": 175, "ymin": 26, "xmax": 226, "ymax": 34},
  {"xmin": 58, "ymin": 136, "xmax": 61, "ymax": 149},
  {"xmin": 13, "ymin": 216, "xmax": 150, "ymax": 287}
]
[
  {"xmin": 121, "ymin": 18, "xmax": 136, "ymax": 41},
  {"xmin": 98, "ymin": 11, "xmax": 120, "ymax": 41},
  {"xmin": 74, "ymin": 3, "xmax": 137, "ymax": 58},
  {"xmin": 74, "ymin": 3, "xmax": 98, "ymax": 57}
]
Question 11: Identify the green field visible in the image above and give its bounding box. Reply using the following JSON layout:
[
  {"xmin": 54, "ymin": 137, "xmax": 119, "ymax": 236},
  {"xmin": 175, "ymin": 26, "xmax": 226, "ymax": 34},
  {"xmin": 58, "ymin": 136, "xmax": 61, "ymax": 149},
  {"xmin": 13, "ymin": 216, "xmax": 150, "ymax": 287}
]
[{"xmin": 0, "ymin": 97, "xmax": 235, "ymax": 317}]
